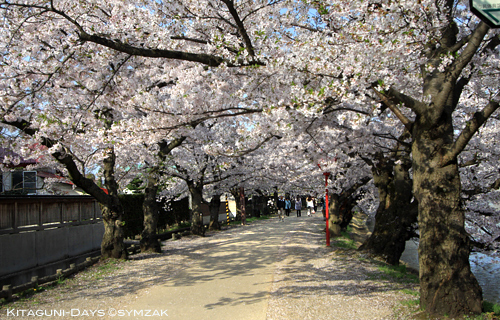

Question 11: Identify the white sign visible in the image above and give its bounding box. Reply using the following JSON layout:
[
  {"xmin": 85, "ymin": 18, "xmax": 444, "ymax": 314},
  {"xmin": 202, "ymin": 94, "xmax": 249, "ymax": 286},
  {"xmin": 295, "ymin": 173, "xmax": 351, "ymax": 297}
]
[{"xmin": 470, "ymin": 0, "xmax": 500, "ymax": 27}]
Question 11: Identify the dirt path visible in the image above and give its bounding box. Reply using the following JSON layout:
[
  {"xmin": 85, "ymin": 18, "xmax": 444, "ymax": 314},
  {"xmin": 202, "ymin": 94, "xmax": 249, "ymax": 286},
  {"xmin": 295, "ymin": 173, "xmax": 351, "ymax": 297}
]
[{"xmin": 0, "ymin": 215, "xmax": 418, "ymax": 319}]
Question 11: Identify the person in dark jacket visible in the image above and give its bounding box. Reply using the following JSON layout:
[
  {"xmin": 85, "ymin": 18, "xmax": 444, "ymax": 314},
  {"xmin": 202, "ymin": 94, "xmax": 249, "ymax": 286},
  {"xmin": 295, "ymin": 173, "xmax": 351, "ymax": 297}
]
[
  {"xmin": 295, "ymin": 196, "xmax": 302, "ymax": 217},
  {"xmin": 277, "ymin": 195, "xmax": 285, "ymax": 221}
]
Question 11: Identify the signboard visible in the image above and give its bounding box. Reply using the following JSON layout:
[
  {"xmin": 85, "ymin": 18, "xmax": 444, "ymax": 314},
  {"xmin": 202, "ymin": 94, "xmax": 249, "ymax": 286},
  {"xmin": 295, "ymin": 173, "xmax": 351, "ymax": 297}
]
[{"xmin": 470, "ymin": 0, "xmax": 500, "ymax": 28}]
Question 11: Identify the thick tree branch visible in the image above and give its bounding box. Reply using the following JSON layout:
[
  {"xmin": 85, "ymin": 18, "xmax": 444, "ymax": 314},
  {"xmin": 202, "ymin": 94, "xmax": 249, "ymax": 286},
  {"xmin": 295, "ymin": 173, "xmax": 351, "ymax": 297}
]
[
  {"xmin": 158, "ymin": 136, "xmax": 187, "ymax": 159},
  {"xmin": 78, "ymin": 31, "xmax": 266, "ymax": 67},
  {"xmin": 1, "ymin": 118, "xmax": 110, "ymax": 203},
  {"xmin": 433, "ymin": 22, "xmax": 490, "ymax": 111},
  {"xmin": 341, "ymin": 176, "xmax": 371, "ymax": 199},
  {"xmin": 79, "ymin": 32, "xmax": 227, "ymax": 67},
  {"xmin": 442, "ymin": 95, "xmax": 500, "ymax": 165},
  {"xmin": 492, "ymin": 177, "xmax": 500, "ymax": 190},
  {"xmin": 371, "ymin": 86, "xmax": 414, "ymax": 132},
  {"xmin": 221, "ymin": 0, "xmax": 256, "ymax": 57},
  {"xmin": 386, "ymin": 87, "xmax": 427, "ymax": 116}
]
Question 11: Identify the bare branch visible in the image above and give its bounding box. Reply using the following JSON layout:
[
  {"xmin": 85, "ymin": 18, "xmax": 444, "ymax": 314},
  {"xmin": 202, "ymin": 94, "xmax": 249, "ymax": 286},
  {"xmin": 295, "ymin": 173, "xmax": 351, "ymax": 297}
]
[{"xmin": 220, "ymin": 0, "xmax": 256, "ymax": 57}]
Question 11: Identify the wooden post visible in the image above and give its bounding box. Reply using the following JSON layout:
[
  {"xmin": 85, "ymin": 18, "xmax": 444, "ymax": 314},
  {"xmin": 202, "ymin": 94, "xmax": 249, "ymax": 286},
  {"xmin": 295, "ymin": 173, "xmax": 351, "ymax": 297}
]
[
  {"xmin": 226, "ymin": 200, "xmax": 230, "ymax": 226},
  {"xmin": 31, "ymin": 276, "xmax": 39, "ymax": 289},
  {"xmin": 12, "ymin": 201, "xmax": 17, "ymax": 232},
  {"xmin": 59, "ymin": 202, "xmax": 63, "ymax": 224},
  {"xmin": 3, "ymin": 285, "xmax": 12, "ymax": 301},
  {"xmin": 38, "ymin": 201, "xmax": 43, "ymax": 231}
]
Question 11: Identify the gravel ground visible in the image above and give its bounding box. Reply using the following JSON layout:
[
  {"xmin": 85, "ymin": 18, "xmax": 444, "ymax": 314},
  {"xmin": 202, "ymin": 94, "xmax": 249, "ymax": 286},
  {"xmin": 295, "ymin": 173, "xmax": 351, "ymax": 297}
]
[
  {"xmin": 0, "ymin": 216, "xmax": 419, "ymax": 319},
  {"xmin": 265, "ymin": 216, "xmax": 419, "ymax": 320}
]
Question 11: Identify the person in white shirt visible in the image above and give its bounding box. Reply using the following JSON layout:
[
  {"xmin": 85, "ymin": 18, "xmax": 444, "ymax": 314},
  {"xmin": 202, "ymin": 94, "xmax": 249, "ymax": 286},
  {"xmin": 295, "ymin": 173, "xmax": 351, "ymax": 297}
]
[{"xmin": 306, "ymin": 196, "xmax": 314, "ymax": 217}]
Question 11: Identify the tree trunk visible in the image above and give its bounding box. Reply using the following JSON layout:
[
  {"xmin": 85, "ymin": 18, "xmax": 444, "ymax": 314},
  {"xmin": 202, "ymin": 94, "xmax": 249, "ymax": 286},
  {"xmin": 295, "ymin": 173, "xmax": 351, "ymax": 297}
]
[
  {"xmin": 376, "ymin": 19, "xmax": 492, "ymax": 317},
  {"xmin": 338, "ymin": 197, "xmax": 354, "ymax": 231},
  {"xmin": 208, "ymin": 194, "xmax": 221, "ymax": 231},
  {"xmin": 99, "ymin": 149, "xmax": 127, "ymax": 259},
  {"xmin": 100, "ymin": 203, "xmax": 127, "ymax": 259},
  {"xmin": 253, "ymin": 190, "xmax": 268, "ymax": 216},
  {"xmin": 239, "ymin": 187, "xmax": 246, "ymax": 225},
  {"xmin": 328, "ymin": 193, "xmax": 342, "ymax": 237},
  {"xmin": 329, "ymin": 176, "xmax": 371, "ymax": 238},
  {"xmin": 412, "ymin": 119, "xmax": 482, "ymax": 316},
  {"xmin": 255, "ymin": 195, "xmax": 268, "ymax": 216},
  {"xmin": 140, "ymin": 174, "xmax": 161, "ymax": 253},
  {"xmin": 188, "ymin": 181, "xmax": 205, "ymax": 236},
  {"xmin": 360, "ymin": 156, "xmax": 418, "ymax": 265},
  {"xmin": 272, "ymin": 190, "xmax": 278, "ymax": 215}
]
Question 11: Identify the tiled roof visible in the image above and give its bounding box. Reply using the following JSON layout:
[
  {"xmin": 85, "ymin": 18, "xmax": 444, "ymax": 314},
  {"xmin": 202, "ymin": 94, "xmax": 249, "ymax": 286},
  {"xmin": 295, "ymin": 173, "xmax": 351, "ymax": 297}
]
[{"xmin": 0, "ymin": 146, "xmax": 38, "ymax": 166}]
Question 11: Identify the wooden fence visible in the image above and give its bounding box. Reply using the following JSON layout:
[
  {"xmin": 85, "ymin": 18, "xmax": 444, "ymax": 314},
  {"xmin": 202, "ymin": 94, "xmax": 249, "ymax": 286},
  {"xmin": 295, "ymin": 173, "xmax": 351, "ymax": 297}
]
[{"xmin": 0, "ymin": 196, "xmax": 102, "ymax": 235}]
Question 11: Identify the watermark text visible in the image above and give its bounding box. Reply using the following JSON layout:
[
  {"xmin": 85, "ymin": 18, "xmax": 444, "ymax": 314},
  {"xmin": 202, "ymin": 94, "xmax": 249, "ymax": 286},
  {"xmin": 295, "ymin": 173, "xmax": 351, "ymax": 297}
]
[{"xmin": 5, "ymin": 308, "xmax": 168, "ymax": 317}]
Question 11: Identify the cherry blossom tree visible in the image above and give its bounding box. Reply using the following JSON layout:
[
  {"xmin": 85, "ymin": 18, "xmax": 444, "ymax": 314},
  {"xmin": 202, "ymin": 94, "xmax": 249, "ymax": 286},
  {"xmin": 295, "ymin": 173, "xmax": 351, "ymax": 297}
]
[
  {"xmin": 0, "ymin": 0, "xmax": 287, "ymax": 256},
  {"xmin": 276, "ymin": 0, "xmax": 499, "ymax": 316},
  {"xmin": 460, "ymin": 121, "xmax": 500, "ymax": 253},
  {"xmin": 2, "ymin": 0, "xmax": 499, "ymax": 317}
]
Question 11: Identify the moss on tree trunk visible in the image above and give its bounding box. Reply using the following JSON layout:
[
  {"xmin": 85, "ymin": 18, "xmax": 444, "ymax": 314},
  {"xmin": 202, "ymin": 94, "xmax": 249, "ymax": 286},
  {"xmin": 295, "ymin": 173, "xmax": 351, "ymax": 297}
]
[
  {"xmin": 189, "ymin": 181, "xmax": 205, "ymax": 236},
  {"xmin": 100, "ymin": 204, "xmax": 127, "ymax": 260},
  {"xmin": 360, "ymin": 153, "xmax": 418, "ymax": 265},
  {"xmin": 140, "ymin": 175, "xmax": 161, "ymax": 253}
]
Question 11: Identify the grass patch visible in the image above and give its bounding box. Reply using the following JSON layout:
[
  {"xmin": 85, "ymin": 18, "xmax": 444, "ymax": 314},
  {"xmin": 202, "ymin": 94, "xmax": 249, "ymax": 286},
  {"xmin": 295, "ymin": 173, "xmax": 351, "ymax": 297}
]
[
  {"xmin": 401, "ymin": 288, "xmax": 420, "ymax": 296},
  {"xmin": 482, "ymin": 301, "xmax": 500, "ymax": 317},
  {"xmin": 397, "ymin": 297, "xmax": 500, "ymax": 319},
  {"xmin": 90, "ymin": 259, "xmax": 122, "ymax": 281},
  {"xmin": 377, "ymin": 264, "xmax": 419, "ymax": 283},
  {"xmin": 335, "ymin": 237, "xmax": 356, "ymax": 249},
  {"xmin": 159, "ymin": 222, "xmax": 191, "ymax": 233},
  {"xmin": 401, "ymin": 298, "xmax": 420, "ymax": 308},
  {"xmin": 332, "ymin": 226, "xmax": 357, "ymax": 250},
  {"xmin": 245, "ymin": 215, "xmax": 270, "ymax": 223},
  {"xmin": 364, "ymin": 262, "xmax": 419, "ymax": 286}
]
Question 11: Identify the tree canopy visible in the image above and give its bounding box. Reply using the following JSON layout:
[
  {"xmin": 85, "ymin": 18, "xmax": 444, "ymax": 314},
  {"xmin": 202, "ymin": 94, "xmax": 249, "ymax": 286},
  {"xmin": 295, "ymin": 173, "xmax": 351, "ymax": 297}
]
[{"xmin": 1, "ymin": 0, "xmax": 499, "ymax": 317}]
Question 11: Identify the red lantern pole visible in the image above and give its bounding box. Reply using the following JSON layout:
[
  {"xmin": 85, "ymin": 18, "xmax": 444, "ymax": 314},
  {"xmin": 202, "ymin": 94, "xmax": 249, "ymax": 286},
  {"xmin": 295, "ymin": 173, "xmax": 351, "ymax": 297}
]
[
  {"xmin": 323, "ymin": 172, "xmax": 330, "ymax": 247},
  {"xmin": 318, "ymin": 163, "xmax": 331, "ymax": 247}
]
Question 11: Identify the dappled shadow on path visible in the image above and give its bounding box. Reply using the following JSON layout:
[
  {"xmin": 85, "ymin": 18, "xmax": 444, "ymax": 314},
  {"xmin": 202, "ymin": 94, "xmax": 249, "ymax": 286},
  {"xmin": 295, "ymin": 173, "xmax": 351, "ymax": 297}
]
[
  {"xmin": 3, "ymin": 216, "xmax": 418, "ymax": 320},
  {"xmin": 265, "ymin": 217, "xmax": 419, "ymax": 320},
  {"xmin": 18, "ymin": 218, "xmax": 290, "ymax": 309}
]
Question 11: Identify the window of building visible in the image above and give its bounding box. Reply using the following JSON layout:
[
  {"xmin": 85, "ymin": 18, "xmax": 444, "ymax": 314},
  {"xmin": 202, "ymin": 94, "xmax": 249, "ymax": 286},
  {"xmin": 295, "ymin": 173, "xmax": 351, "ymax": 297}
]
[
  {"xmin": 2, "ymin": 171, "xmax": 37, "ymax": 194},
  {"xmin": 23, "ymin": 171, "xmax": 37, "ymax": 194}
]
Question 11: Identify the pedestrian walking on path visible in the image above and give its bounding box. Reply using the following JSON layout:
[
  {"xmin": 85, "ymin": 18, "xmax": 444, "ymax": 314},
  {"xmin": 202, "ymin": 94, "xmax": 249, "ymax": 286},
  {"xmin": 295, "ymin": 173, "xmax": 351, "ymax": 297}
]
[
  {"xmin": 284, "ymin": 197, "xmax": 292, "ymax": 217},
  {"xmin": 295, "ymin": 196, "xmax": 302, "ymax": 217},
  {"xmin": 277, "ymin": 195, "xmax": 285, "ymax": 221},
  {"xmin": 306, "ymin": 196, "xmax": 315, "ymax": 216}
]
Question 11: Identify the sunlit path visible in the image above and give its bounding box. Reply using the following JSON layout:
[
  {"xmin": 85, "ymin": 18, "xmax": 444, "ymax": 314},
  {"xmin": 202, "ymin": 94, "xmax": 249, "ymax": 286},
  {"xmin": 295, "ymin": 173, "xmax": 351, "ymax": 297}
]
[{"xmin": 122, "ymin": 217, "xmax": 300, "ymax": 320}]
